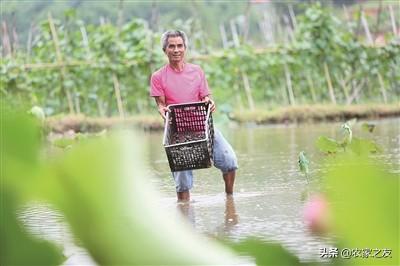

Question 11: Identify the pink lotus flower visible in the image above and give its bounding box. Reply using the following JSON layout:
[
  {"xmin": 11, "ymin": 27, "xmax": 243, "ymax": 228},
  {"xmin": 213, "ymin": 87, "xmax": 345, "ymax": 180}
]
[{"xmin": 303, "ymin": 194, "xmax": 331, "ymax": 235}]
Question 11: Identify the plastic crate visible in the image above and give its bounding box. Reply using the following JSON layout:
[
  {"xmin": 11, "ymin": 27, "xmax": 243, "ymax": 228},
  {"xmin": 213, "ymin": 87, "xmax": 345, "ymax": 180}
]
[{"xmin": 163, "ymin": 101, "xmax": 214, "ymax": 172}]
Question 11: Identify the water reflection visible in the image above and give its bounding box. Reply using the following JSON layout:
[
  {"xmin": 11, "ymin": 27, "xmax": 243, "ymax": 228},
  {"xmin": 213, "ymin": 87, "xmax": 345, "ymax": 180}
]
[
  {"xmin": 16, "ymin": 118, "xmax": 399, "ymax": 265},
  {"xmin": 177, "ymin": 201, "xmax": 196, "ymax": 226},
  {"xmin": 177, "ymin": 195, "xmax": 239, "ymax": 237},
  {"xmin": 149, "ymin": 118, "xmax": 400, "ymax": 261},
  {"xmin": 223, "ymin": 195, "xmax": 239, "ymax": 232}
]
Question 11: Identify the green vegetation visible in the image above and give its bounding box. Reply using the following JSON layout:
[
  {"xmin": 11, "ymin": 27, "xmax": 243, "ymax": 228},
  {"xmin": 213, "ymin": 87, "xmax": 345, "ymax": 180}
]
[
  {"xmin": 314, "ymin": 121, "xmax": 398, "ymax": 265},
  {"xmin": 301, "ymin": 118, "xmax": 398, "ymax": 264},
  {"xmin": 1, "ymin": 4, "xmax": 399, "ymax": 118},
  {"xmin": 2, "ymin": 2, "xmax": 398, "ymax": 265},
  {"xmin": 2, "ymin": 1, "xmax": 254, "ymax": 48},
  {"xmin": 2, "ymin": 1, "xmax": 364, "ymax": 49},
  {"xmin": 2, "ymin": 96, "xmax": 398, "ymax": 265},
  {"xmin": 298, "ymin": 151, "xmax": 310, "ymax": 178},
  {"xmin": 315, "ymin": 118, "xmax": 381, "ymax": 154}
]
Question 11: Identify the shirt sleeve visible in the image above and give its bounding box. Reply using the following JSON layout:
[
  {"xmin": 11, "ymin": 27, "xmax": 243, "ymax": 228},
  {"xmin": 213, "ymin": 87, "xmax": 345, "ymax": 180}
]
[
  {"xmin": 150, "ymin": 72, "xmax": 164, "ymax": 97},
  {"xmin": 198, "ymin": 69, "xmax": 210, "ymax": 98}
]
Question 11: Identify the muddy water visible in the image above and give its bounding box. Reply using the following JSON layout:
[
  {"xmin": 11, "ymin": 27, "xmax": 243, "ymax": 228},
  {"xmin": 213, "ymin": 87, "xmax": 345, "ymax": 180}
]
[
  {"xmin": 147, "ymin": 117, "xmax": 399, "ymax": 261},
  {"xmin": 20, "ymin": 118, "xmax": 399, "ymax": 264}
]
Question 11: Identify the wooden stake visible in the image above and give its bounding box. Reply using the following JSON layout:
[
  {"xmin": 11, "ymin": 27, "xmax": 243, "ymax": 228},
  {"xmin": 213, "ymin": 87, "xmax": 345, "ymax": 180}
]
[
  {"xmin": 347, "ymin": 79, "xmax": 366, "ymax": 105},
  {"xmin": 242, "ymin": 0, "xmax": 251, "ymax": 43},
  {"xmin": 339, "ymin": 77, "xmax": 350, "ymax": 104},
  {"xmin": 112, "ymin": 74, "xmax": 125, "ymax": 118},
  {"xmin": 268, "ymin": 3, "xmax": 277, "ymax": 44},
  {"xmin": 283, "ymin": 15, "xmax": 295, "ymax": 43},
  {"xmin": 262, "ymin": 11, "xmax": 272, "ymax": 44},
  {"xmin": 48, "ymin": 14, "xmax": 63, "ymax": 63},
  {"xmin": 11, "ymin": 13, "xmax": 19, "ymax": 54},
  {"xmin": 258, "ymin": 18, "xmax": 266, "ymax": 44},
  {"xmin": 284, "ymin": 63, "xmax": 295, "ymax": 105},
  {"xmin": 306, "ymin": 72, "xmax": 317, "ymax": 103},
  {"xmin": 150, "ymin": 1, "xmax": 159, "ymax": 31},
  {"xmin": 280, "ymin": 76, "xmax": 288, "ymax": 105},
  {"xmin": 12, "ymin": 25, "xmax": 19, "ymax": 54},
  {"xmin": 258, "ymin": 20, "xmax": 266, "ymax": 45},
  {"xmin": 230, "ymin": 19, "xmax": 240, "ymax": 48},
  {"xmin": 377, "ymin": 73, "xmax": 387, "ymax": 104},
  {"xmin": 361, "ymin": 10, "xmax": 374, "ymax": 45},
  {"xmin": 75, "ymin": 94, "xmax": 81, "ymax": 114},
  {"xmin": 1, "ymin": 21, "xmax": 12, "ymax": 56},
  {"xmin": 342, "ymin": 4, "xmax": 355, "ymax": 36},
  {"xmin": 97, "ymin": 99, "xmax": 105, "ymax": 117},
  {"xmin": 219, "ymin": 23, "xmax": 228, "ymax": 49},
  {"xmin": 233, "ymin": 81, "xmax": 244, "ymax": 111},
  {"xmin": 342, "ymin": 4, "xmax": 350, "ymax": 22},
  {"xmin": 240, "ymin": 70, "xmax": 255, "ymax": 111},
  {"xmin": 26, "ymin": 22, "xmax": 34, "ymax": 60},
  {"xmin": 374, "ymin": 0, "xmax": 383, "ymax": 43},
  {"xmin": 48, "ymin": 12, "xmax": 75, "ymax": 114},
  {"xmin": 117, "ymin": 0, "xmax": 124, "ymax": 32},
  {"xmin": 388, "ymin": 5, "xmax": 398, "ymax": 36},
  {"xmin": 80, "ymin": 24, "xmax": 92, "ymax": 59},
  {"xmin": 355, "ymin": 5, "xmax": 363, "ymax": 38},
  {"xmin": 288, "ymin": 4, "xmax": 297, "ymax": 29},
  {"xmin": 189, "ymin": 1, "xmax": 206, "ymax": 52},
  {"xmin": 79, "ymin": 23, "xmax": 98, "ymax": 115},
  {"xmin": 323, "ymin": 62, "xmax": 336, "ymax": 105}
]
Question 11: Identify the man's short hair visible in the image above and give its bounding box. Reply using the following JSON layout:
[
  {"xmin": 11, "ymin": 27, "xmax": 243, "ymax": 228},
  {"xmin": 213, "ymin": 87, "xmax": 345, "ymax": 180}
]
[{"xmin": 161, "ymin": 30, "xmax": 188, "ymax": 51}]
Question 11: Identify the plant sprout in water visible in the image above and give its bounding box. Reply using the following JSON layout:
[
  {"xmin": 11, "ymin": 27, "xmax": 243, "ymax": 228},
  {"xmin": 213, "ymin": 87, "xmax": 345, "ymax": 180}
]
[{"xmin": 298, "ymin": 151, "xmax": 310, "ymax": 180}]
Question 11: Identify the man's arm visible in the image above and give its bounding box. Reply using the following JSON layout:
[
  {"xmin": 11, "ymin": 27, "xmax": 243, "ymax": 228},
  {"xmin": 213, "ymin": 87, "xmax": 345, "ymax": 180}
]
[
  {"xmin": 198, "ymin": 68, "xmax": 215, "ymax": 113},
  {"xmin": 201, "ymin": 95, "xmax": 216, "ymax": 113},
  {"xmin": 154, "ymin": 96, "xmax": 169, "ymax": 119}
]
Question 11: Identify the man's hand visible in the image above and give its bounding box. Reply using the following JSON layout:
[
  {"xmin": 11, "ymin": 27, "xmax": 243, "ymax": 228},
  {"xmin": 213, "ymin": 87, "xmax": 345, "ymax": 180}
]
[
  {"xmin": 202, "ymin": 96, "xmax": 216, "ymax": 113},
  {"xmin": 154, "ymin": 96, "xmax": 169, "ymax": 120},
  {"xmin": 158, "ymin": 105, "xmax": 169, "ymax": 120}
]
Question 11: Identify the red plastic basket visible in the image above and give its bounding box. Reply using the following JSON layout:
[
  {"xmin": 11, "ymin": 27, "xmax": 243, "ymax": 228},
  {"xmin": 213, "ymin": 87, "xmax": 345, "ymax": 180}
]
[{"xmin": 163, "ymin": 101, "xmax": 214, "ymax": 172}]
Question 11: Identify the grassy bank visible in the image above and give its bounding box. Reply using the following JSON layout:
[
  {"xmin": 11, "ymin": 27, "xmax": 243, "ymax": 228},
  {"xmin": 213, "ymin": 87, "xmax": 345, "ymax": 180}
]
[
  {"xmin": 46, "ymin": 104, "xmax": 400, "ymax": 133},
  {"xmin": 231, "ymin": 104, "xmax": 400, "ymax": 125},
  {"xmin": 46, "ymin": 114, "xmax": 164, "ymax": 133}
]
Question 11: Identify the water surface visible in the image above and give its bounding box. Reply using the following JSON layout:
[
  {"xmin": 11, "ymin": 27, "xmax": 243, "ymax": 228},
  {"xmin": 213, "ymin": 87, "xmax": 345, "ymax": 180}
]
[
  {"xmin": 147, "ymin": 117, "xmax": 399, "ymax": 261},
  {"xmin": 21, "ymin": 118, "xmax": 400, "ymax": 264}
]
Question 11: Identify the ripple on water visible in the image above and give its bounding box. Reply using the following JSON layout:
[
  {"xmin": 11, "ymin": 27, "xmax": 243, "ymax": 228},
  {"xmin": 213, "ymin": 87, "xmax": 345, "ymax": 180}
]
[
  {"xmin": 18, "ymin": 203, "xmax": 96, "ymax": 265},
  {"xmin": 16, "ymin": 118, "xmax": 399, "ymax": 265}
]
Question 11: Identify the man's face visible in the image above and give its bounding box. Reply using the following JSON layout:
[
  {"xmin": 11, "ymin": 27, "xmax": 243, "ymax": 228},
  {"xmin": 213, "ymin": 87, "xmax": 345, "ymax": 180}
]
[{"xmin": 165, "ymin": 36, "xmax": 185, "ymax": 64}]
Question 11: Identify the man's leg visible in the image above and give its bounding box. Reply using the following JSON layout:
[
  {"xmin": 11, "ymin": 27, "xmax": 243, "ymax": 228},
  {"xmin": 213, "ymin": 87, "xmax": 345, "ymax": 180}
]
[
  {"xmin": 177, "ymin": 190, "xmax": 190, "ymax": 202},
  {"xmin": 213, "ymin": 129, "xmax": 238, "ymax": 194},
  {"xmin": 223, "ymin": 170, "xmax": 235, "ymax": 194},
  {"xmin": 172, "ymin": 170, "xmax": 193, "ymax": 202}
]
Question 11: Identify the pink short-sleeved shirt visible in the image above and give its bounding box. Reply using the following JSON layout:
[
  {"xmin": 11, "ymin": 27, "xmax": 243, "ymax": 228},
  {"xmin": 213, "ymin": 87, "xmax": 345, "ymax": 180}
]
[{"xmin": 150, "ymin": 63, "xmax": 210, "ymax": 105}]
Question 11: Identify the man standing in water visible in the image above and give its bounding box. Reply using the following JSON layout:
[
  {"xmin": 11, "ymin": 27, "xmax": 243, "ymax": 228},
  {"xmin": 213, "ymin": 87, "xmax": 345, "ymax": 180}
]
[{"xmin": 150, "ymin": 30, "xmax": 238, "ymax": 202}]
